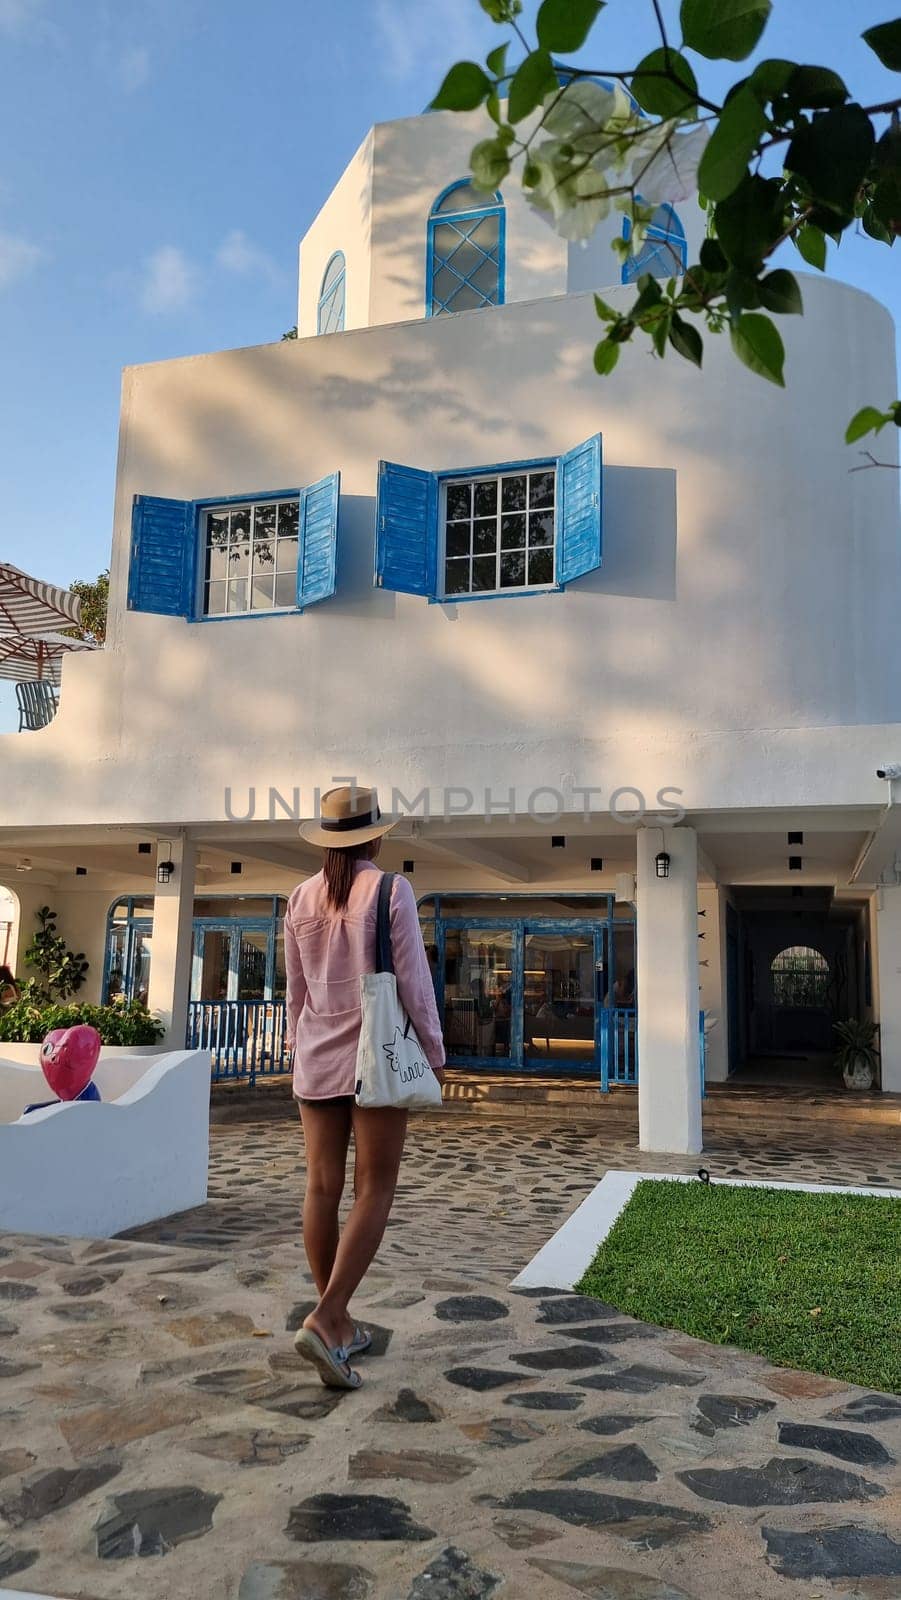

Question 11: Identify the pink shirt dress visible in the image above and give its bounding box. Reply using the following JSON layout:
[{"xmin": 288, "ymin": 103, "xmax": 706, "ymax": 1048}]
[{"xmin": 285, "ymin": 860, "xmax": 445, "ymax": 1100}]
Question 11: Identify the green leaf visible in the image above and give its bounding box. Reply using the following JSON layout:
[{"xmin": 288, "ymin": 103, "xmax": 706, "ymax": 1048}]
[
  {"xmin": 699, "ymin": 83, "xmax": 768, "ymax": 200},
  {"xmin": 787, "ymin": 104, "xmax": 876, "ymax": 220},
  {"xmin": 681, "ymin": 0, "xmax": 772, "ymax": 62},
  {"xmin": 536, "ymin": 0, "xmax": 604, "ymax": 53},
  {"xmin": 785, "ymin": 65, "xmax": 849, "ymax": 110},
  {"xmin": 730, "ymin": 311, "xmax": 785, "ymax": 386},
  {"xmin": 845, "ymin": 405, "xmax": 891, "ymax": 443},
  {"xmin": 471, "ymin": 137, "xmax": 512, "ymax": 190},
  {"xmin": 594, "ymin": 339, "xmax": 620, "ymax": 375},
  {"xmin": 748, "ymin": 58, "xmax": 795, "ymax": 100},
  {"xmin": 631, "ymin": 48, "xmax": 698, "ymax": 117},
  {"xmin": 795, "ymin": 223, "xmax": 827, "ymax": 269},
  {"xmin": 669, "ymin": 315, "xmax": 704, "ymax": 367},
  {"xmin": 594, "ymin": 294, "xmax": 617, "ymax": 323},
  {"xmin": 714, "ymin": 173, "xmax": 785, "ymax": 270},
  {"xmin": 486, "ymin": 42, "xmax": 509, "ymax": 78},
  {"xmin": 861, "ymin": 203, "xmax": 894, "ymax": 244},
  {"xmin": 479, "ymin": 0, "xmax": 523, "ymax": 20},
  {"xmin": 862, "ymin": 20, "xmax": 901, "ymax": 72},
  {"xmin": 758, "ymin": 268, "xmax": 803, "ymax": 315},
  {"xmin": 699, "ymin": 237, "xmax": 728, "ymax": 272},
  {"xmin": 507, "ymin": 48, "xmax": 558, "ymax": 122},
  {"xmin": 432, "ymin": 61, "xmax": 493, "ymax": 112}
]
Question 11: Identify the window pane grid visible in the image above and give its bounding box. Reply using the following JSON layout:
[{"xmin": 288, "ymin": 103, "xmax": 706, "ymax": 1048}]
[
  {"xmin": 203, "ymin": 500, "xmax": 300, "ymax": 617},
  {"xmin": 442, "ymin": 470, "xmax": 556, "ymax": 598},
  {"xmin": 317, "ymin": 252, "xmax": 346, "ymax": 335},
  {"xmin": 622, "ymin": 204, "xmax": 687, "ymax": 285},
  {"xmin": 428, "ymin": 188, "xmax": 504, "ymax": 317}
]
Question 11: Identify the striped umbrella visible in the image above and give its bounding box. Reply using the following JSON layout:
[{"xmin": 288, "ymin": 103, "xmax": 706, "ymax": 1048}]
[
  {"xmin": 0, "ymin": 630, "xmax": 97, "ymax": 685},
  {"xmin": 0, "ymin": 562, "xmax": 82, "ymax": 637}
]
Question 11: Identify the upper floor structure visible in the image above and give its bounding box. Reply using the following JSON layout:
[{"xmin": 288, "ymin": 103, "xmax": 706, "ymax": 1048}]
[{"xmin": 0, "ymin": 106, "xmax": 898, "ymax": 835}]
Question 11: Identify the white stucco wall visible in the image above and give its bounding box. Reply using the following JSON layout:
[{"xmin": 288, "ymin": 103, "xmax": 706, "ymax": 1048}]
[
  {"xmin": 298, "ymin": 130, "xmax": 374, "ymax": 337},
  {"xmin": 0, "ymin": 1050, "xmax": 210, "ymax": 1237},
  {"xmin": 297, "ymin": 109, "xmax": 706, "ymax": 336},
  {"xmin": 0, "ymin": 275, "xmax": 898, "ymax": 832}
]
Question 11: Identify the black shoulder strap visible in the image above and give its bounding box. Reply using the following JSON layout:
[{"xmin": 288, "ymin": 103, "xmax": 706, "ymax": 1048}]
[{"xmin": 375, "ymin": 871, "xmax": 396, "ymax": 975}]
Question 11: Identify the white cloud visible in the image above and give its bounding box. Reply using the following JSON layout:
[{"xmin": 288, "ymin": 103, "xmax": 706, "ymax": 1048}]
[
  {"xmin": 140, "ymin": 245, "xmax": 197, "ymax": 314},
  {"xmin": 0, "ymin": 231, "xmax": 44, "ymax": 289},
  {"xmin": 216, "ymin": 229, "xmax": 284, "ymax": 287},
  {"xmin": 374, "ymin": 0, "xmax": 491, "ymax": 83},
  {"xmin": 117, "ymin": 43, "xmax": 151, "ymax": 91}
]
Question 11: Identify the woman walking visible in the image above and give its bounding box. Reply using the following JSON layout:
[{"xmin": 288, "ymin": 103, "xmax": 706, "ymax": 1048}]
[{"xmin": 286, "ymin": 785, "xmax": 445, "ymax": 1390}]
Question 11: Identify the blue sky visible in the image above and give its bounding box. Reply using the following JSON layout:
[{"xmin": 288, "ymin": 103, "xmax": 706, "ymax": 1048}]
[{"xmin": 0, "ymin": 0, "xmax": 899, "ymax": 730}]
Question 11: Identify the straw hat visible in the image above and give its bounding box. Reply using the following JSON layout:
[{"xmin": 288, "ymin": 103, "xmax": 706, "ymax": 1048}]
[{"xmin": 299, "ymin": 785, "xmax": 396, "ymax": 849}]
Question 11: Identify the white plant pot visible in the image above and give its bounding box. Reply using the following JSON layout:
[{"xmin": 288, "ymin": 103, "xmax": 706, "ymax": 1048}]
[{"xmin": 842, "ymin": 1054, "xmax": 875, "ymax": 1091}]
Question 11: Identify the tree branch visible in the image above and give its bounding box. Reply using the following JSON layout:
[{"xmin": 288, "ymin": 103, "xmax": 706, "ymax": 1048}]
[{"xmin": 849, "ymin": 450, "xmax": 901, "ymax": 472}]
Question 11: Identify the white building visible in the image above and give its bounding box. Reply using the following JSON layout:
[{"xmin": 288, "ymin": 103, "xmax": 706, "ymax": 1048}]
[{"xmin": 2, "ymin": 105, "xmax": 900, "ymax": 1154}]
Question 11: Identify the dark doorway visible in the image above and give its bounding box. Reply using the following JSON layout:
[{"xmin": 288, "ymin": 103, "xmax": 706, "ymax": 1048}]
[{"xmin": 725, "ymin": 888, "xmax": 870, "ymax": 1087}]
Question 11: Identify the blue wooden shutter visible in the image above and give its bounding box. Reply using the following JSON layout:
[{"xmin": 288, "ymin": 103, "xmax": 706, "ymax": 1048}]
[
  {"xmin": 128, "ymin": 495, "xmax": 196, "ymax": 616},
  {"xmin": 297, "ymin": 472, "xmax": 340, "ymax": 609},
  {"xmin": 375, "ymin": 461, "xmax": 438, "ymax": 597},
  {"xmin": 557, "ymin": 434, "xmax": 603, "ymax": 586}
]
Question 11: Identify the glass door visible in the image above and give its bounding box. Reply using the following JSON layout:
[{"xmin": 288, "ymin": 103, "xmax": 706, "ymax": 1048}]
[
  {"xmin": 192, "ymin": 922, "xmax": 274, "ymax": 1002},
  {"xmin": 522, "ymin": 922, "xmax": 600, "ymax": 1074},
  {"xmin": 440, "ymin": 923, "xmax": 519, "ymax": 1065}
]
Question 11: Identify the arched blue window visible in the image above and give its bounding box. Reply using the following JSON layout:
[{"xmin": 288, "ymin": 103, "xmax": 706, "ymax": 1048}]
[
  {"xmin": 427, "ymin": 181, "xmax": 505, "ymax": 317},
  {"xmin": 317, "ymin": 252, "xmax": 346, "ymax": 335},
  {"xmin": 621, "ymin": 203, "xmax": 687, "ymax": 284}
]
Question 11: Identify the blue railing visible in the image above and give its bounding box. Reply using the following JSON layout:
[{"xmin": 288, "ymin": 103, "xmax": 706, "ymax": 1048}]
[
  {"xmin": 187, "ymin": 999, "xmax": 707, "ymax": 1095},
  {"xmin": 187, "ymin": 999, "xmax": 288, "ymax": 1084},
  {"xmin": 599, "ymin": 1007, "xmax": 707, "ymax": 1096}
]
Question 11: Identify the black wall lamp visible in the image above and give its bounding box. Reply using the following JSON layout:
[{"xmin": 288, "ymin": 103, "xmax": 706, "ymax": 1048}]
[
  {"xmin": 655, "ymin": 850, "xmax": 671, "ymax": 879},
  {"xmin": 157, "ymin": 839, "xmax": 175, "ymax": 884}
]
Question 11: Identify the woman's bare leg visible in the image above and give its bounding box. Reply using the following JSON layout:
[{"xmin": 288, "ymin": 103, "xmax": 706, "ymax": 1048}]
[
  {"xmin": 298, "ymin": 1099, "xmax": 353, "ymax": 1297},
  {"xmin": 304, "ymin": 1105, "xmax": 407, "ymax": 1352}
]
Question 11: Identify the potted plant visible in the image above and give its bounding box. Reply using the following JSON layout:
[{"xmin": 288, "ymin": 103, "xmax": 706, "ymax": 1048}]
[{"xmin": 833, "ymin": 1018, "xmax": 880, "ymax": 1091}]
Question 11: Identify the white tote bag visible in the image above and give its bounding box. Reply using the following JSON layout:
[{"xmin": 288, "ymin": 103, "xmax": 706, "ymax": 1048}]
[{"xmin": 355, "ymin": 873, "xmax": 443, "ymax": 1111}]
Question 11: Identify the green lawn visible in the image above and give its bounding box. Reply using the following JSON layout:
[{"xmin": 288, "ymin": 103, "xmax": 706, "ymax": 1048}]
[{"xmin": 576, "ymin": 1179, "xmax": 901, "ymax": 1393}]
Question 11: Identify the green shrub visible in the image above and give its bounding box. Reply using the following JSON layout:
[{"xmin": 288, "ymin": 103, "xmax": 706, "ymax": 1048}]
[{"xmin": 0, "ymin": 1000, "xmax": 164, "ymax": 1046}]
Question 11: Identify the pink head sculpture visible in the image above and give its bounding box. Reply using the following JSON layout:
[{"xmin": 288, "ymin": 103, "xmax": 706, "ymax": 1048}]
[{"xmin": 40, "ymin": 1025, "xmax": 102, "ymax": 1102}]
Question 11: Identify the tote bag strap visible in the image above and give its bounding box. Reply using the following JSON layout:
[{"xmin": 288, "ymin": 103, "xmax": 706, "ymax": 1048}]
[{"xmin": 375, "ymin": 871, "xmax": 396, "ymax": 975}]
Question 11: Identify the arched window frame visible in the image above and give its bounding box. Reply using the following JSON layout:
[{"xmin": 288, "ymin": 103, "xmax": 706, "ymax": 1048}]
[
  {"xmin": 621, "ymin": 202, "xmax": 687, "ymax": 285},
  {"xmin": 770, "ymin": 945, "xmax": 831, "ymax": 1010},
  {"xmin": 426, "ymin": 180, "xmax": 506, "ymax": 318},
  {"xmin": 317, "ymin": 251, "xmax": 346, "ymax": 335}
]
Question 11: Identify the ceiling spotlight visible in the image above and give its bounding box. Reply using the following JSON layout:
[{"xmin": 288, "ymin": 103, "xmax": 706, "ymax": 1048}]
[{"xmin": 16, "ymin": 858, "xmax": 32, "ymax": 874}]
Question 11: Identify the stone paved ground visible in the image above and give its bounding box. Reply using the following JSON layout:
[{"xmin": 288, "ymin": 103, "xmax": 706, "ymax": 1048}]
[{"xmin": 1, "ymin": 1098, "xmax": 900, "ymax": 1600}]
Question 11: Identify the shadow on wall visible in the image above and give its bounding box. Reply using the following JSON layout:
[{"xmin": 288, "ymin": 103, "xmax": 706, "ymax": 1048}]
[
  {"xmin": 4, "ymin": 278, "xmax": 892, "ymax": 826},
  {"xmin": 326, "ymin": 468, "xmax": 676, "ymax": 621}
]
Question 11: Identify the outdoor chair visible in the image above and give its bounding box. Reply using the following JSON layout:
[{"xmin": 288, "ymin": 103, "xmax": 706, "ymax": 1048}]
[{"xmin": 16, "ymin": 680, "xmax": 58, "ymax": 732}]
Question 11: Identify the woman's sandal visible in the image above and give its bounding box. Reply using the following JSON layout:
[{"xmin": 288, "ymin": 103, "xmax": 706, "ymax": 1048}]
[{"xmin": 293, "ymin": 1327, "xmax": 362, "ymax": 1390}]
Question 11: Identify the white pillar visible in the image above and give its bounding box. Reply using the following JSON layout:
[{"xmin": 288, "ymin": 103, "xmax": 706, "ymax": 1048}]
[
  {"xmin": 636, "ymin": 826, "xmax": 703, "ymax": 1154},
  {"xmin": 874, "ymin": 885, "xmax": 901, "ymax": 1093},
  {"xmin": 147, "ymin": 836, "xmax": 196, "ymax": 1048}
]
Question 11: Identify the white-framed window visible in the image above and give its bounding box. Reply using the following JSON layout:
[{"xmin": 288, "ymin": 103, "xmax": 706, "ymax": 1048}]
[
  {"xmin": 441, "ymin": 466, "xmax": 556, "ymax": 598},
  {"xmin": 202, "ymin": 498, "xmax": 300, "ymax": 618}
]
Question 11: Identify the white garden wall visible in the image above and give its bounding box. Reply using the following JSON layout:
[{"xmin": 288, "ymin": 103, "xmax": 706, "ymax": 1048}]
[{"xmin": 0, "ymin": 1050, "xmax": 210, "ymax": 1238}]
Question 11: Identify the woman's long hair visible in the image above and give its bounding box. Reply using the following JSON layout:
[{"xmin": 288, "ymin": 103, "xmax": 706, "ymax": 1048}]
[{"xmin": 323, "ymin": 840, "xmax": 379, "ymax": 910}]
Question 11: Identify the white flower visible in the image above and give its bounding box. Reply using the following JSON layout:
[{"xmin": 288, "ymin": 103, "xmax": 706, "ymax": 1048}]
[{"xmin": 630, "ymin": 124, "xmax": 709, "ymax": 205}]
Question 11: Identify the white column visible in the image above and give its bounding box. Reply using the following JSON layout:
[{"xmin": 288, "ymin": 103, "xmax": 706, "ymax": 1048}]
[
  {"xmin": 147, "ymin": 836, "xmax": 196, "ymax": 1048},
  {"xmin": 874, "ymin": 885, "xmax": 901, "ymax": 1093},
  {"xmin": 636, "ymin": 826, "xmax": 703, "ymax": 1155}
]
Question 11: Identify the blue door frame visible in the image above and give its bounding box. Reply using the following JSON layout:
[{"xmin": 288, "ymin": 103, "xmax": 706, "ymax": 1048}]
[
  {"xmin": 428, "ymin": 904, "xmax": 631, "ymax": 1084},
  {"xmin": 191, "ymin": 919, "xmax": 277, "ymax": 1002}
]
